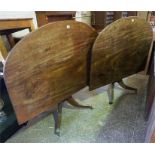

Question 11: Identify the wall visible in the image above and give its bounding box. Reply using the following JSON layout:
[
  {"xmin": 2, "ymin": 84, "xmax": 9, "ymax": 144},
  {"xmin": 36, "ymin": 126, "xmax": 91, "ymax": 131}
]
[{"xmin": 75, "ymin": 11, "xmax": 91, "ymax": 26}]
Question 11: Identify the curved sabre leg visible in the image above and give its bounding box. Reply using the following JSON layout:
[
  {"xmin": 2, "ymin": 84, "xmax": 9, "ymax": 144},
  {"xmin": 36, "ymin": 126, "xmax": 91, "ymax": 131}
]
[
  {"xmin": 107, "ymin": 83, "xmax": 114, "ymax": 104},
  {"xmin": 118, "ymin": 80, "xmax": 137, "ymax": 93},
  {"xmin": 52, "ymin": 102, "xmax": 63, "ymax": 136},
  {"xmin": 67, "ymin": 96, "xmax": 93, "ymax": 109}
]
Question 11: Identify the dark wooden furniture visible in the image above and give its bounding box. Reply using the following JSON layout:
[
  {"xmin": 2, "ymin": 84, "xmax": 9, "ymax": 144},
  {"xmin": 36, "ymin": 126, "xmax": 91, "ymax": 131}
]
[
  {"xmin": 91, "ymin": 11, "xmax": 106, "ymax": 32},
  {"xmin": 4, "ymin": 20, "xmax": 97, "ymax": 135},
  {"xmin": 89, "ymin": 17, "xmax": 152, "ymax": 91},
  {"xmin": 91, "ymin": 11, "xmax": 137, "ymax": 32},
  {"xmin": 0, "ymin": 18, "xmax": 35, "ymax": 59},
  {"xmin": 4, "ymin": 17, "xmax": 152, "ymax": 136},
  {"xmin": 35, "ymin": 11, "xmax": 76, "ymax": 27},
  {"xmin": 0, "ymin": 18, "xmax": 35, "ymax": 33}
]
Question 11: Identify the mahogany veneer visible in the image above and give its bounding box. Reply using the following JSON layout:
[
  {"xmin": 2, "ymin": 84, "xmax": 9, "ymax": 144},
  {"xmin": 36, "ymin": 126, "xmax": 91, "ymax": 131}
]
[
  {"xmin": 89, "ymin": 17, "xmax": 153, "ymax": 90},
  {"xmin": 4, "ymin": 20, "xmax": 97, "ymax": 124}
]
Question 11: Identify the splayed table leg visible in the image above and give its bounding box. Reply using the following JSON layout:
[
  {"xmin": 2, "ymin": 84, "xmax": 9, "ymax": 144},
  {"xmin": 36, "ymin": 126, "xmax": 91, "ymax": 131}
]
[
  {"xmin": 118, "ymin": 80, "xmax": 137, "ymax": 93},
  {"xmin": 107, "ymin": 83, "xmax": 115, "ymax": 104},
  {"xmin": 52, "ymin": 102, "xmax": 63, "ymax": 136},
  {"xmin": 67, "ymin": 96, "xmax": 93, "ymax": 109}
]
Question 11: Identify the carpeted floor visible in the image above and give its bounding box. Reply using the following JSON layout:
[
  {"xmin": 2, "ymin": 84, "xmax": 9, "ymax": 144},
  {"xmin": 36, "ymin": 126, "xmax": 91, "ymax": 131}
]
[{"xmin": 6, "ymin": 74, "xmax": 148, "ymax": 143}]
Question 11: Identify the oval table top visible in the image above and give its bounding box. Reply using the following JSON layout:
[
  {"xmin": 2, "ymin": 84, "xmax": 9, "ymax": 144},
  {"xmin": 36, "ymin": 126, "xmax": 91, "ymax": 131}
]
[
  {"xmin": 89, "ymin": 17, "xmax": 153, "ymax": 90},
  {"xmin": 4, "ymin": 20, "xmax": 97, "ymax": 124}
]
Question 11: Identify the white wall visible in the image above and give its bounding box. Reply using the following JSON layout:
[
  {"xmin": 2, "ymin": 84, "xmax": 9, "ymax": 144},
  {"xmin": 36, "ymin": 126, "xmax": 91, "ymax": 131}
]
[{"xmin": 75, "ymin": 11, "xmax": 91, "ymax": 26}]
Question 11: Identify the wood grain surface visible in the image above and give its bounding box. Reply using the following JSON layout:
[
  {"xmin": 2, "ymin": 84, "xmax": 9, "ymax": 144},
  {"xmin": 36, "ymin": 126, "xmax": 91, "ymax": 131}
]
[
  {"xmin": 4, "ymin": 20, "xmax": 97, "ymax": 124},
  {"xmin": 89, "ymin": 17, "xmax": 153, "ymax": 90}
]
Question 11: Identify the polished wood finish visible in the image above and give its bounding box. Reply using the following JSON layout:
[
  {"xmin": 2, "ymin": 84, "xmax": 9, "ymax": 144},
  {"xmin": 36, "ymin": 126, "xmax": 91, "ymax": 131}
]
[
  {"xmin": 35, "ymin": 11, "xmax": 76, "ymax": 27},
  {"xmin": 4, "ymin": 20, "xmax": 97, "ymax": 124},
  {"xmin": 89, "ymin": 17, "xmax": 153, "ymax": 90}
]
